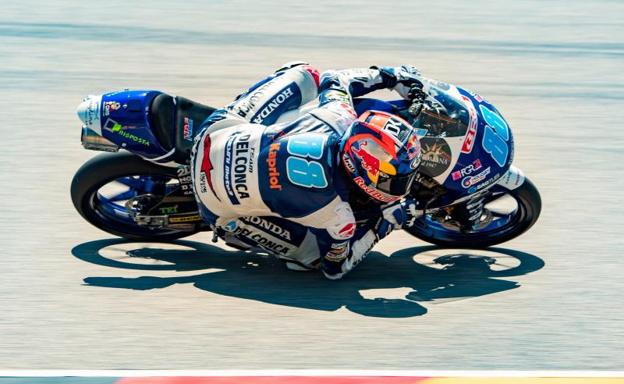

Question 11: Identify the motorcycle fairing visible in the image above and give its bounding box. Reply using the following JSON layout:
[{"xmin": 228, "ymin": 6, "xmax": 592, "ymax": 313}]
[
  {"xmin": 353, "ymin": 88, "xmax": 515, "ymax": 208},
  {"xmin": 410, "ymin": 83, "xmax": 515, "ymax": 207},
  {"xmin": 99, "ymin": 90, "xmax": 172, "ymax": 160}
]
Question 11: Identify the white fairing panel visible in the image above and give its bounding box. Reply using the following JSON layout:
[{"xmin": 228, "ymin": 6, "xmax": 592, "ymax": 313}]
[
  {"xmin": 76, "ymin": 94, "xmax": 102, "ymax": 134},
  {"xmin": 497, "ymin": 166, "xmax": 526, "ymax": 190}
]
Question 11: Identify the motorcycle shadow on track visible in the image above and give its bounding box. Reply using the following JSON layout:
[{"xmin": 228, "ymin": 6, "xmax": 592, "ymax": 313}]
[{"xmin": 72, "ymin": 239, "xmax": 544, "ymax": 318}]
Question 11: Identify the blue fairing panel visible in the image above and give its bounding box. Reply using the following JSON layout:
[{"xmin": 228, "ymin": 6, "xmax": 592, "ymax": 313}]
[
  {"xmin": 99, "ymin": 90, "xmax": 170, "ymax": 159},
  {"xmin": 353, "ymin": 98, "xmax": 408, "ymax": 116}
]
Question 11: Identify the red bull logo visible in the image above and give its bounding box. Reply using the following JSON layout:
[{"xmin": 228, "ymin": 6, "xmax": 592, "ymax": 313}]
[
  {"xmin": 353, "ymin": 176, "xmax": 400, "ymax": 203},
  {"xmin": 352, "ymin": 141, "xmax": 380, "ymax": 177}
]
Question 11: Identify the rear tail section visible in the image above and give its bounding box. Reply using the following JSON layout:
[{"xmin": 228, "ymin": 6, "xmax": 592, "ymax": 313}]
[
  {"xmin": 77, "ymin": 90, "xmax": 215, "ymax": 164},
  {"xmin": 77, "ymin": 90, "xmax": 171, "ymax": 160}
]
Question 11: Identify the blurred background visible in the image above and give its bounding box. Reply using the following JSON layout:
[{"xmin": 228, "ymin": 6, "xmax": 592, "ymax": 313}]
[{"xmin": 0, "ymin": 0, "xmax": 623, "ymax": 370}]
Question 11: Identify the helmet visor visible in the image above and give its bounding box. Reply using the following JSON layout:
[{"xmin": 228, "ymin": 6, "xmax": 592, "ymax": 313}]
[{"xmin": 376, "ymin": 171, "xmax": 418, "ymax": 197}]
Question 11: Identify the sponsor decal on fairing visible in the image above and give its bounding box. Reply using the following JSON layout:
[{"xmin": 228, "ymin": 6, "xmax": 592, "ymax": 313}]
[
  {"xmin": 158, "ymin": 205, "xmax": 178, "ymax": 214},
  {"xmin": 460, "ymin": 95, "xmax": 478, "ymax": 154},
  {"xmin": 103, "ymin": 101, "xmax": 121, "ymax": 116},
  {"xmin": 103, "ymin": 119, "xmax": 150, "ymax": 147},
  {"xmin": 461, "ymin": 166, "xmax": 491, "ymax": 188},
  {"xmin": 452, "ymin": 159, "xmax": 483, "ymax": 181},
  {"xmin": 467, "ymin": 172, "xmax": 501, "ymax": 194},
  {"xmin": 183, "ymin": 117, "xmax": 194, "ymax": 141},
  {"xmin": 168, "ymin": 214, "xmax": 201, "ymax": 223},
  {"xmin": 420, "ymin": 138, "xmax": 452, "ymax": 177},
  {"xmin": 468, "ymin": 89, "xmax": 485, "ymax": 103}
]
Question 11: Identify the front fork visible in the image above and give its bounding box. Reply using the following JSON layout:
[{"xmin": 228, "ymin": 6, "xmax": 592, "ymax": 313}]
[{"xmin": 428, "ymin": 166, "xmax": 526, "ymax": 232}]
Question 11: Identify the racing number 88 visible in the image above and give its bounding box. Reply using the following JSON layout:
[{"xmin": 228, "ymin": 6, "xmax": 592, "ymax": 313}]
[
  {"xmin": 480, "ymin": 105, "xmax": 510, "ymax": 167},
  {"xmin": 286, "ymin": 134, "xmax": 328, "ymax": 188}
]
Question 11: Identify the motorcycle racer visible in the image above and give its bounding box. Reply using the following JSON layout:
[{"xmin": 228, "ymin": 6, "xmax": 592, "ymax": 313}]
[{"xmin": 191, "ymin": 63, "xmax": 426, "ymax": 279}]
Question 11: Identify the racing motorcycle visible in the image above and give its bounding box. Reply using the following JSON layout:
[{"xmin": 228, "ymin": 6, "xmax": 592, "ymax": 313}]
[{"xmin": 71, "ymin": 80, "xmax": 541, "ymax": 248}]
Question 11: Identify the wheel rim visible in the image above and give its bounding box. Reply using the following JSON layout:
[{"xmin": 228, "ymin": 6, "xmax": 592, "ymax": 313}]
[
  {"xmin": 412, "ymin": 189, "xmax": 527, "ymax": 244},
  {"xmin": 87, "ymin": 174, "xmax": 187, "ymax": 237}
]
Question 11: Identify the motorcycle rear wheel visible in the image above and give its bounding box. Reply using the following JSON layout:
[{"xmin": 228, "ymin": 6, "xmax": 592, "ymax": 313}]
[
  {"xmin": 405, "ymin": 177, "xmax": 542, "ymax": 248},
  {"xmin": 70, "ymin": 152, "xmax": 200, "ymax": 241}
]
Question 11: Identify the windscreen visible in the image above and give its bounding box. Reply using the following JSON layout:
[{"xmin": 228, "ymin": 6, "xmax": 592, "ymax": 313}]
[{"xmin": 410, "ymin": 84, "xmax": 470, "ymax": 138}]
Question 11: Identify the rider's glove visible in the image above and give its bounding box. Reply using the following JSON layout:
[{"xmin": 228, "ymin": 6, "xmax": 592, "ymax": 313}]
[
  {"xmin": 374, "ymin": 65, "xmax": 427, "ymax": 99},
  {"xmin": 375, "ymin": 198, "xmax": 421, "ymax": 240},
  {"xmin": 407, "ymin": 85, "xmax": 428, "ymax": 103}
]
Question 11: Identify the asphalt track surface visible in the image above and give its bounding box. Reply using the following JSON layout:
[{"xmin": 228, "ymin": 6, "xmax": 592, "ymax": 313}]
[
  {"xmin": 1, "ymin": 0, "xmax": 623, "ymax": 370},
  {"xmin": 1, "ymin": 375, "xmax": 624, "ymax": 384}
]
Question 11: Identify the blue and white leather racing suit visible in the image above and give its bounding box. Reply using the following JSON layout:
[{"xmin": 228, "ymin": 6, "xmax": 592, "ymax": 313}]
[{"xmin": 190, "ymin": 63, "xmax": 412, "ymax": 279}]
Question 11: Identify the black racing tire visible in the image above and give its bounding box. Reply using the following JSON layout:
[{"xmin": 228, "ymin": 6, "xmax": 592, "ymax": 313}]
[
  {"xmin": 70, "ymin": 152, "xmax": 199, "ymax": 241},
  {"xmin": 405, "ymin": 177, "xmax": 542, "ymax": 248}
]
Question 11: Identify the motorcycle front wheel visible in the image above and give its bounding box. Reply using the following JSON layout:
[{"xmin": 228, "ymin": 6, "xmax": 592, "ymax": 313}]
[
  {"xmin": 70, "ymin": 152, "xmax": 200, "ymax": 241},
  {"xmin": 405, "ymin": 177, "xmax": 542, "ymax": 248}
]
